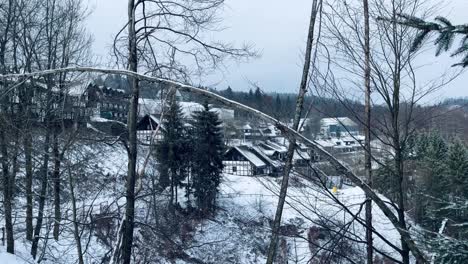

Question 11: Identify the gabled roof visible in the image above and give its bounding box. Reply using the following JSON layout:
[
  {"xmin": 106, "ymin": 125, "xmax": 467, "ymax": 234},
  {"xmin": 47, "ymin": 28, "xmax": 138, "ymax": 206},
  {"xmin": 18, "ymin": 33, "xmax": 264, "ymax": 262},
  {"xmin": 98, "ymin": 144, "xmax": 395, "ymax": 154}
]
[
  {"xmin": 263, "ymin": 140, "xmax": 288, "ymax": 153},
  {"xmin": 226, "ymin": 146, "xmax": 266, "ymax": 168},
  {"xmin": 251, "ymin": 146, "xmax": 282, "ymax": 168},
  {"xmin": 236, "ymin": 146, "xmax": 266, "ymax": 167},
  {"xmin": 137, "ymin": 114, "xmax": 163, "ymax": 131}
]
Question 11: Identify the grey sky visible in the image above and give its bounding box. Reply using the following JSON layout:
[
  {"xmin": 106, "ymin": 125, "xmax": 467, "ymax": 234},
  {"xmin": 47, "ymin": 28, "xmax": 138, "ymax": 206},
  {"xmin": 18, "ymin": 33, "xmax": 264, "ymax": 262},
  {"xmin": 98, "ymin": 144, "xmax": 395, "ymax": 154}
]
[{"xmin": 86, "ymin": 0, "xmax": 468, "ymax": 100}]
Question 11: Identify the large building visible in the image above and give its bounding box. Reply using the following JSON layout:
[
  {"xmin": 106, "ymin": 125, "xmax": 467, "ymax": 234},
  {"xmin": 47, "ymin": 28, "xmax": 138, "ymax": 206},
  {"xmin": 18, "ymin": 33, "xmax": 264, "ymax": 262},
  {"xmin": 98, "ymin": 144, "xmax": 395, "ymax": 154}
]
[{"xmin": 320, "ymin": 117, "xmax": 359, "ymax": 138}]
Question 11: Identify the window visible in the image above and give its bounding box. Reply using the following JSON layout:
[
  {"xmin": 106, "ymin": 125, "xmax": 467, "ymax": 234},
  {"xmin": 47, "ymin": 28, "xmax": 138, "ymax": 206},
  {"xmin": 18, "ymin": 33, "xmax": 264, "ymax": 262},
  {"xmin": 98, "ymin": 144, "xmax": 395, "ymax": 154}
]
[{"xmin": 232, "ymin": 166, "xmax": 237, "ymax": 173}]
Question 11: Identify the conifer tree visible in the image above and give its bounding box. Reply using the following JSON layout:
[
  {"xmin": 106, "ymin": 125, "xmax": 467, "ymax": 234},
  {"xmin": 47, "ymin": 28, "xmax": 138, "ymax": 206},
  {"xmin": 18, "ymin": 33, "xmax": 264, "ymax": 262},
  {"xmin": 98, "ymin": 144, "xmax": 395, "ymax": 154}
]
[
  {"xmin": 156, "ymin": 96, "xmax": 190, "ymax": 207},
  {"xmin": 190, "ymin": 102, "xmax": 224, "ymax": 214},
  {"xmin": 418, "ymin": 133, "xmax": 449, "ymax": 229},
  {"xmin": 275, "ymin": 94, "xmax": 282, "ymax": 119},
  {"xmin": 447, "ymin": 139, "xmax": 468, "ymax": 198}
]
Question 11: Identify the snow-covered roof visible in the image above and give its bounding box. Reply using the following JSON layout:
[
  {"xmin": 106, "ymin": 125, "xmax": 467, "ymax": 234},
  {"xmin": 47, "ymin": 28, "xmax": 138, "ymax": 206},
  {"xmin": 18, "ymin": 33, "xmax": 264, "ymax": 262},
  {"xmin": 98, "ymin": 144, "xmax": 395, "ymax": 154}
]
[
  {"xmin": 66, "ymin": 81, "xmax": 92, "ymax": 96},
  {"xmin": 256, "ymin": 144, "xmax": 276, "ymax": 156},
  {"xmin": 259, "ymin": 124, "xmax": 279, "ymax": 137},
  {"xmin": 293, "ymin": 150, "xmax": 310, "ymax": 161},
  {"xmin": 263, "ymin": 140, "xmax": 288, "ymax": 153},
  {"xmin": 235, "ymin": 146, "xmax": 266, "ymax": 167},
  {"xmin": 180, "ymin": 102, "xmax": 204, "ymax": 117},
  {"xmin": 315, "ymin": 139, "xmax": 335, "ymax": 148},
  {"xmin": 242, "ymin": 124, "xmax": 252, "ymax": 130},
  {"xmin": 156, "ymin": 89, "xmax": 183, "ymax": 99},
  {"xmin": 251, "ymin": 146, "xmax": 282, "ymax": 168},
  {"xmin": 320, "ymin": 117, "xmax": 357, "ymax": 127},
  {"xmin": 341, "ymin": 135, "xmax": 364, "ymax": 143},
  {"xmin": 211, "ymin": 107, "xmax": 235, "ymax": 120},
  {"xmin": 139, "ymin": 98, "xmax": 163, "ymax": 116}
]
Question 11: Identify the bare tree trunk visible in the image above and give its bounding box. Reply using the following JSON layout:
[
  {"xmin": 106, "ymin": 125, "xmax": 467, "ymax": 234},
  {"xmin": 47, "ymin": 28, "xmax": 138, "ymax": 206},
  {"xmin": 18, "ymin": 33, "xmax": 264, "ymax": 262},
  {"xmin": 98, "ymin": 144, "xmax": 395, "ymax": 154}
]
[
  {"xmin": 53, "ymin": 129, "xmax": 62, "ymax": 240},
  {"xmin": 24, "ymin": 130, "xmax": 34, "ymax": 241},
  {"xmin": 119, "ymin": 1, "xmax": 139, "ymax": 263},
  {"xmin": 0, "ymin": 127, "xmax": 14, "ymax": 253},
  {"xmin": 363, "ymin": 0, "xmax": 373, "ymax": 262},
  {"xmin": 0, "ymin": 0, "xmax": 15, "ymax": 254},
  {"xmin": 68, "ymin": 165, "xmax": 84, "ymax": 264},
  {"xmin": 31, "ymin": 128, "xmax": 51, "ymax": 259},
  {"xmin": 266, "ymin": 1, "xmax": 319, "ymax": 263},
  {"xmin": 395, "ymin": 136, "xmax": 410, "ymax": 264}
]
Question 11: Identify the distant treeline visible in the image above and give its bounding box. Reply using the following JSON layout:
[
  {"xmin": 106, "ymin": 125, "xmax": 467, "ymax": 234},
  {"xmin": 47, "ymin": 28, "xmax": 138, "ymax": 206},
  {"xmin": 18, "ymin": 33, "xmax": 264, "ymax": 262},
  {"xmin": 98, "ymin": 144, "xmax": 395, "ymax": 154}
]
[{"xmin": 94, "ymin": 76, "xmax": 468, "ymax": 141}]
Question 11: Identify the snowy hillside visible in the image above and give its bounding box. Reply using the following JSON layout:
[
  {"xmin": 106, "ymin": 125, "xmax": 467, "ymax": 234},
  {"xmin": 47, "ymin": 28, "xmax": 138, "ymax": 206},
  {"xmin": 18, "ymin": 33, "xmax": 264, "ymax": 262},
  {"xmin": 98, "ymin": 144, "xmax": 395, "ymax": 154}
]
[
  {"xmin": 180, "ymin": 174, "xmax": 405, "ymax": 263},
  {"xmin": 0, "ymin": 142, "xmax": 409, "ymax": 263}
]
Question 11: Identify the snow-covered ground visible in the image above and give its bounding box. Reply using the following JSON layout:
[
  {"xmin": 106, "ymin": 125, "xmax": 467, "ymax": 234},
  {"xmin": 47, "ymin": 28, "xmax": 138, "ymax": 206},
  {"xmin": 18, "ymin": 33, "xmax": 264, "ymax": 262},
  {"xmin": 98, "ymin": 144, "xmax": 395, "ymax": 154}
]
[
  {"xmin": 0, "ymin": 252, "xmax": 28, "ymax": 264},
  {"xmin": 182, "ymin": 174, "xmax": 405, "ymax": 263},
  {"xmin": 0, "ymin": 141, "xmax": 407, "ymax": 263}
]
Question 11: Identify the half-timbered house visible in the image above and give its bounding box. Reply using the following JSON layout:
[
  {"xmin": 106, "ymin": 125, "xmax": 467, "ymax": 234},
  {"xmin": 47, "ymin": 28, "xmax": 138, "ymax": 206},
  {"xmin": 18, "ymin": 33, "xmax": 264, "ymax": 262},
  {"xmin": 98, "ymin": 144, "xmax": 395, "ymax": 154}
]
[
  {"xmin": 136, "ymin": 114, "xmax": 164, "ymax": 144},
  {"xmin": 223, "ymin": 146, "xmax": 271, "ymax": 176}
]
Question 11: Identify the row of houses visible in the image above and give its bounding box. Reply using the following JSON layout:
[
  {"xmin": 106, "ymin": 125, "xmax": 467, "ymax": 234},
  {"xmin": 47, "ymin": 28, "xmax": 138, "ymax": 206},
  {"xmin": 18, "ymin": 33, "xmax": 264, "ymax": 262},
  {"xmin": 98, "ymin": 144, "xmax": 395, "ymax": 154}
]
[
  {"xmin": 134, "ymin": 113, "xmax": 315, "ymax": 177},
  {"xmin": 6, "ymin": 79, "xmax": 364, "ymax": 178},
  {"xmin": 222, "ymin": 140, "xmax": 314, "ymax": 177}
]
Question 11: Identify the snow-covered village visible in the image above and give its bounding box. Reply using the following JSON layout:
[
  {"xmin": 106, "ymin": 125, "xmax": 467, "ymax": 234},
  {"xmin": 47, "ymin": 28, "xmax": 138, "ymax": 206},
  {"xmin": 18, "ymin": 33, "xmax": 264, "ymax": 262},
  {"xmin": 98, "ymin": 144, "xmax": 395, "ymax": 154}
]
[{"xmin": 0, "ymin": 0, "xmax": 467, "ymax": 264}]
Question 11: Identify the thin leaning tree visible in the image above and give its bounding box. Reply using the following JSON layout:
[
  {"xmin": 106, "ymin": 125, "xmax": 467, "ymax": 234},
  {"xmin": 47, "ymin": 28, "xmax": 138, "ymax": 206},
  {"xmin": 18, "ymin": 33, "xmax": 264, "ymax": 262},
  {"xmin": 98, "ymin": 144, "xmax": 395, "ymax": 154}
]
[{"xmin": 266, "ymin": 0, "xmax": 322, "ymax": 263}]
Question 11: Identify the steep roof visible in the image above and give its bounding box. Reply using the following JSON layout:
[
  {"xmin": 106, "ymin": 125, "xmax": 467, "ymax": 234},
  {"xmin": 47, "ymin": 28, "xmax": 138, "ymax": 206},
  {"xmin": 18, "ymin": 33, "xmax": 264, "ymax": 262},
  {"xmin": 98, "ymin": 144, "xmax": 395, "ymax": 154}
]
[
  {"xmin": 263, "ymin": 140, "xmax": 288, "ymax": 153},
  {"xmin": 251, "ymin": 146, "xmax": 282, "ymax": 168},
  {"xmin": 233, "ymin": 146, "xmax": 266, "ymax": 168},
  {"xmin": 136, "ymin": 114, "xmax": 163, "ymax": 131}
]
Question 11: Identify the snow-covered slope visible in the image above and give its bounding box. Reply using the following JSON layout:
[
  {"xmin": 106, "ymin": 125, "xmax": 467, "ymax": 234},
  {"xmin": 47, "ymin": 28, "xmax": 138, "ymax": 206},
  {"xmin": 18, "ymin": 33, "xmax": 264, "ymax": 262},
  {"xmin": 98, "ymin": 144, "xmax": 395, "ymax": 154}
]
[
  {"xmin": 182, "ymin": 174, "xmax": 405, "ymax": 263},
  {"xmin": 1, "ymin": 142, "xmax": 408, "ymax": 263}
]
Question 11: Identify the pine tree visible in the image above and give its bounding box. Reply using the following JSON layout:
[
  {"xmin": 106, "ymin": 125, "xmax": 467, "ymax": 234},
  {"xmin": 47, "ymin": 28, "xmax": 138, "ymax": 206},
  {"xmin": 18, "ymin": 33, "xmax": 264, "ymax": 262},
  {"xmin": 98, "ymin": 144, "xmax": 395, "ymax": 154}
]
[
  {"xmin": 275, "ymin": 94, "xmax": 282, "ymax": 119},
  {"xmin": 254, "ymin": 87, "xmax": 262, "ymax": 110},
  {"xmin": 156, "ymin": 97, "xmax": 190, "ymax": 208},
  {"xmin": 445, "ymin": 140, "xmax": 468, "ymax": 238},
  {"xmin": 190, "ymin": 102, "xmax": 225, "ymax": 214},
  {"xmin": 224, "ymin": 86, "xmax": 234, "ymax": 99},
  {"xmin": 420, "ymin": 134, "xmax": 449, "ymax": 228},
  {"xmin": 447, "ymin": 140, "xmax": 468, "ymax": 198}
]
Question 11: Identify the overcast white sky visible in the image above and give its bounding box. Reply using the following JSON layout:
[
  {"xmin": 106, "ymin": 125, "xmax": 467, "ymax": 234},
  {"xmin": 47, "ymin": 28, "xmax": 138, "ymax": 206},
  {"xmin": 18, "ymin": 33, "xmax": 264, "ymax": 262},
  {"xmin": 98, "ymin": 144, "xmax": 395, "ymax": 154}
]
[{"xmin": 86, "ymin": 0, "xmax": 468, "ymax": 100}]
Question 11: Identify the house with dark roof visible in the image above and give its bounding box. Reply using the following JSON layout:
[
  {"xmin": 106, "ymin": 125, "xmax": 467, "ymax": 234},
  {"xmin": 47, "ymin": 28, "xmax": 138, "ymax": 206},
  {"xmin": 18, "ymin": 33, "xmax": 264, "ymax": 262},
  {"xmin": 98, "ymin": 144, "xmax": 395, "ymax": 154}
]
[{"xmin": 136, "ymin": 114, "xmax": 164, "ymax": 144}]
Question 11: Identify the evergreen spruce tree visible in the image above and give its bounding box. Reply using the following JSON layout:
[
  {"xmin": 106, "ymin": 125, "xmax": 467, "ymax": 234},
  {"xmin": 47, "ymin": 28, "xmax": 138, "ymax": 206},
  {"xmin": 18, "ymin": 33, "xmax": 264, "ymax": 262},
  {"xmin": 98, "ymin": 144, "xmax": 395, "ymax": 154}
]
[
  {"xmin": 445, "ymin": 140, "xmax": 468, "ymax": 238},
  {"xmin": 224, "ymin": 86, "xmax": 234, "ymax": 99},
  {"xmin": 275, "ymin": 94, "xmax": 282, "ymax": 119},
  {"xmin": 447, "ymin": 140, "xmax": 468, "ymax": 198},
  {"xmin": 191, "ymin": 102, "xmax": 225, "ymax": 214},
  {"xmin": 156, "ymin": 96, "xmax": 190, "ymax": 208},
  {"xmin": 418, "ymin": 133, "xmax": 449, "ymax": 229},
  {"xmin": 254, "ymin": 87, "xmax": 262, "ymax": 111}
]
